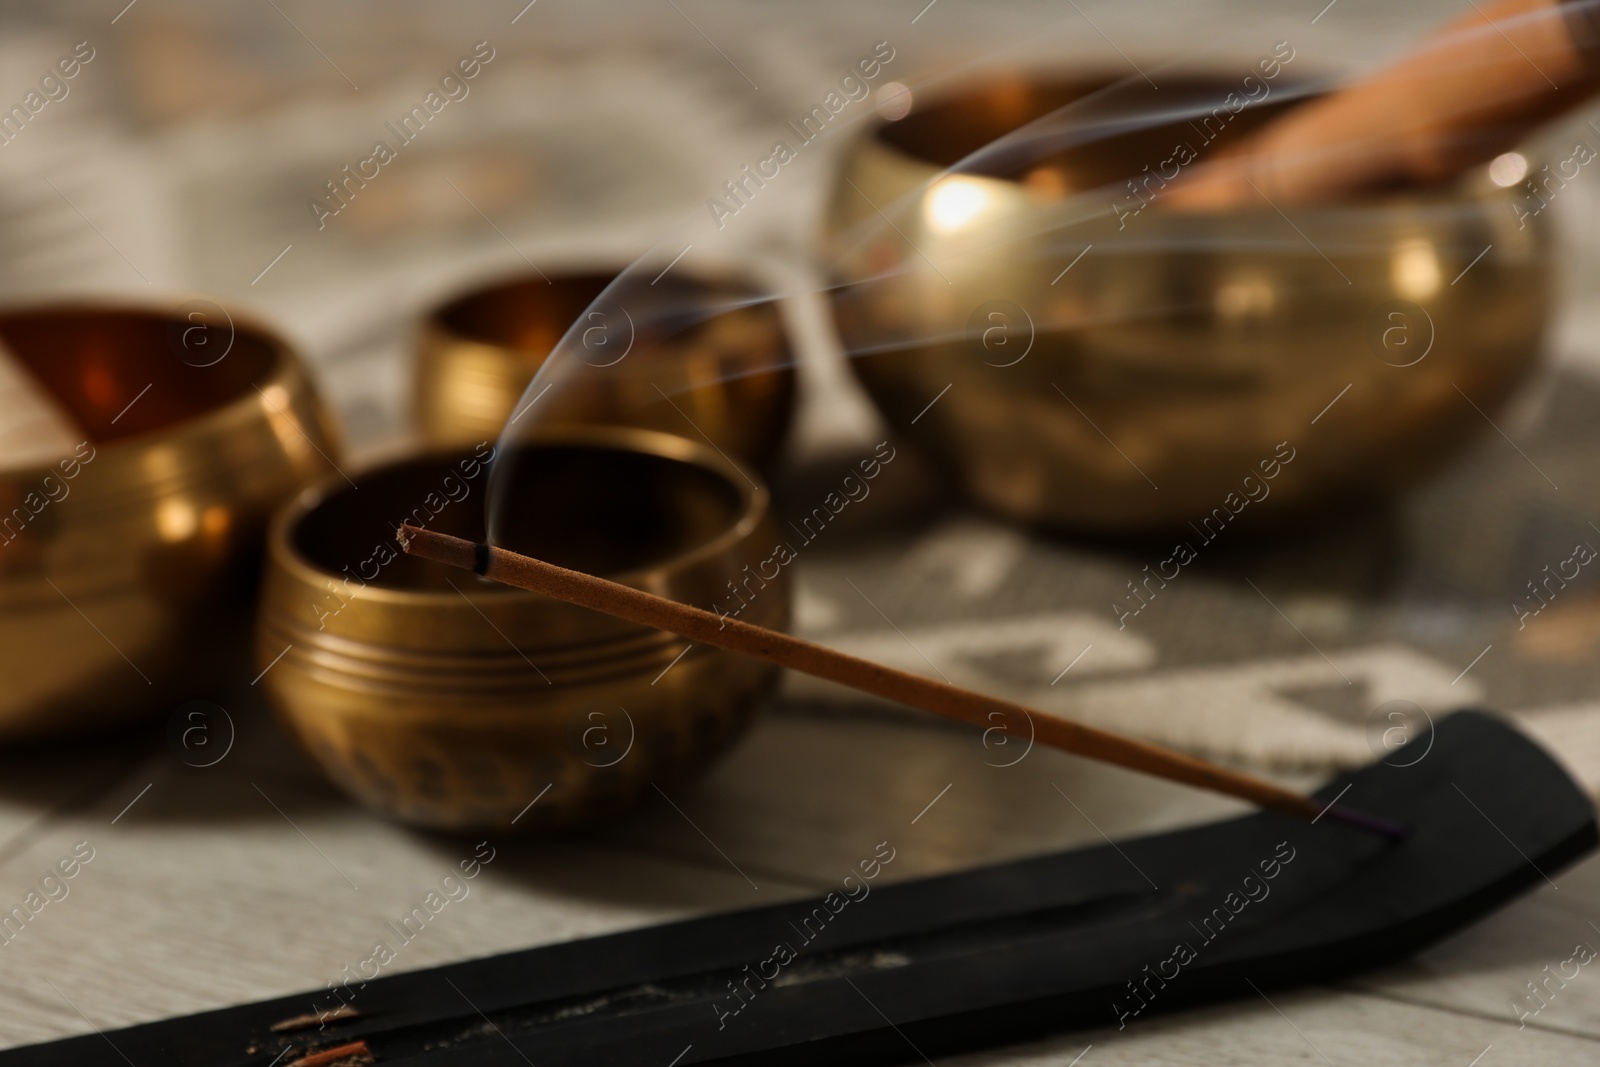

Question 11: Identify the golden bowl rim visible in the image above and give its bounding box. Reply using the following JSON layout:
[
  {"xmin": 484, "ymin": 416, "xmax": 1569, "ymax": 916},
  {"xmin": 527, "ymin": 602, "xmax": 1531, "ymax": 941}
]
[
  {"xmin": 0, "ymin": 295, "xmax": 314, "ymax": 485},
  {"xmin": 418, "ymin": 263, "xmax": 789, "ymax": 357},
  {"xmin": 266, "ymin": 423, "xmax": 772, "ymax": 608},
  {"xmin": 856, "ymin": 68, "xmax": 1521, "ymax": 210}
]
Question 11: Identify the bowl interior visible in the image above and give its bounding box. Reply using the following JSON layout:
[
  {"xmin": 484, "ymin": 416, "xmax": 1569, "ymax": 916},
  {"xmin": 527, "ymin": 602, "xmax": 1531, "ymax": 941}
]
[
  {"xmin": 293, "ymin": 442, "xmax": 746, "ymax": 592},
  {"xmin": 0, "ymin": 306, "xmax": 277, "ymax": 444},
  {"xmin": 433, "ymin": 271, "xmax": 776, "ymax": 358},
  {"xmin": 436, "ymin": 274, "xmax": 613, "ymax": 359},
  {"xmin": 877, "ymin": 74, "xmax": 1299, "ymax": 189}
]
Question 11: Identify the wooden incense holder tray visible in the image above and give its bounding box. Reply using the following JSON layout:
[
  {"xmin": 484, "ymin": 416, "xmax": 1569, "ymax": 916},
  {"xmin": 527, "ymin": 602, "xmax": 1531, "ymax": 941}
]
[{"xmin": 6, "ymin": 710, "xmax": 1593, "ymax": 1067}]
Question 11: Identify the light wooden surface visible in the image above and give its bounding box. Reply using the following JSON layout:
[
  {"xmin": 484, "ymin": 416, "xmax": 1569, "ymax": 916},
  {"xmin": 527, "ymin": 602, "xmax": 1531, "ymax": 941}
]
[
  {"xmin": 0, "ymin": 686, "xmax": 1595, "ymax": 1065},
  {"xmin": 0, "ymin": 2, "xmax": 1595, "ymax": 1062}
]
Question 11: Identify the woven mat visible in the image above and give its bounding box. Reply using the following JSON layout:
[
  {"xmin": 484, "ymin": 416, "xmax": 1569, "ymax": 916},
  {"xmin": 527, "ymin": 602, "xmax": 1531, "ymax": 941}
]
[
  {"xmin": 775, "ymin": 362, "xmax": 1600, "ymax": 794},
  {"xmin": 4, "ymin": 0, "xmax": 1599, "ymax": 791}
]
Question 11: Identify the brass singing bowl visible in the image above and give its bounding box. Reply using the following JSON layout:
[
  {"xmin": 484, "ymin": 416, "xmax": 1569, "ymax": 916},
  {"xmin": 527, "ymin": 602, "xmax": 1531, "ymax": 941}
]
[
  {"xmin": 257, "ymin": 427, "xmax": 788, "ymax": 832},
  {"xmin": 415, "ymin": 270, "xmax": 796, "ymax": 469},
  {"xmin": 824, "ymin": 74, "xmax": 1551, "ymax": 531},
  {"xmin": 0, "ymin": 301, "xmax": 339, "ymax": 739}
]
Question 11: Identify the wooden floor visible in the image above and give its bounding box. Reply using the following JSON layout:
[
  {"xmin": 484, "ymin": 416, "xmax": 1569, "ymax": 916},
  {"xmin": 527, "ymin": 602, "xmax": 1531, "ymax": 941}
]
[{"xmin": 1, "ymin": 686, "xmax": 1596, "ymax": 1066}]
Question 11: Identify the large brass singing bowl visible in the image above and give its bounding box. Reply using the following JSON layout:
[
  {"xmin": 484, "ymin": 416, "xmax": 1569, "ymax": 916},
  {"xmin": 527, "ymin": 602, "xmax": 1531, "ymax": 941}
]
[
  {"xmin": 824, "ymin": 75, "xmax": 1552, "ymax": 531},
  {"xmin": 415, "ymin": 270, "xmax": 796, "ymax": 470},
  {"xmin": 257, "ymin": 427, "xmax": 788, "ymax": 832},
  {"xmin": 0, "ymin": 301, "xmax": 339, "ymax": 739}
]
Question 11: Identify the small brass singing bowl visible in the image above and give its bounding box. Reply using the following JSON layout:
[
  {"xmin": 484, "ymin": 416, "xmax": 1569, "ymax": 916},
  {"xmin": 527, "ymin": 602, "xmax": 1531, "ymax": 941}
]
[
  {"xmin": 257, "ymin": 427, "xmax": 788, "ymax": 833},
  {"xmin": 414, "ymin": 270, "xmax": 797, "ymax": 470},
  {"xmin": 0, "ymin": 301, "xmax": 340, "ymax": 740},
  {"xmin": 825, "ymin": 74, "xmax": 1551, "ymax": 531}
]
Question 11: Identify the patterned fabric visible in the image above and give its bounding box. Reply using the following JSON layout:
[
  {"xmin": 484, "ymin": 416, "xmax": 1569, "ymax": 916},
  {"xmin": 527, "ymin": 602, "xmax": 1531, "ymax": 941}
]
[
  {"xmin": 3, "ymin": 0, "xmax": 1599, "ymax": 788},
  {"xmin": 779, "ymin": 369, "xmax": 1600, "ymax": 790}
]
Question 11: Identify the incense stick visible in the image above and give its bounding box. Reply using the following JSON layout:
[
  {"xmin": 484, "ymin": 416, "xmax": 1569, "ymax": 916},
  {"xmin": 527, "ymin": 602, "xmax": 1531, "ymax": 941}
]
[{"xmin": 397, "ymin": 525, "xmax": 1409, "ymax": 840}]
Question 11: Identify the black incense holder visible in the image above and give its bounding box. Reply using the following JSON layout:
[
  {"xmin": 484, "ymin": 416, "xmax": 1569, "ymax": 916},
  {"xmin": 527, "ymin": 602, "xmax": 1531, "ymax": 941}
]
[{"xmin": 5, "ymin": 710, "xmax": 1593, "ymax": 1067}]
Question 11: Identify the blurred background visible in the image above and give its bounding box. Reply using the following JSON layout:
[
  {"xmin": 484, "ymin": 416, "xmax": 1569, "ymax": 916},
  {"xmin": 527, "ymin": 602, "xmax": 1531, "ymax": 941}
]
[
  {"xmin": 0, "ymin": 0, "xmax": 1589, "ymax": 754},
  {"xmin": 9, "ymin": 0, "xmax": 1597, "ymax": 454}
]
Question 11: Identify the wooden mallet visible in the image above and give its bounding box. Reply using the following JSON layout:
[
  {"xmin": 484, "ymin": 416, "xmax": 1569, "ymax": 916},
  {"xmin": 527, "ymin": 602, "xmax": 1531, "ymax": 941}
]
[{"xmin": 1169, "ymin": 0, "xmax": 1600, "ymax": 209}]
